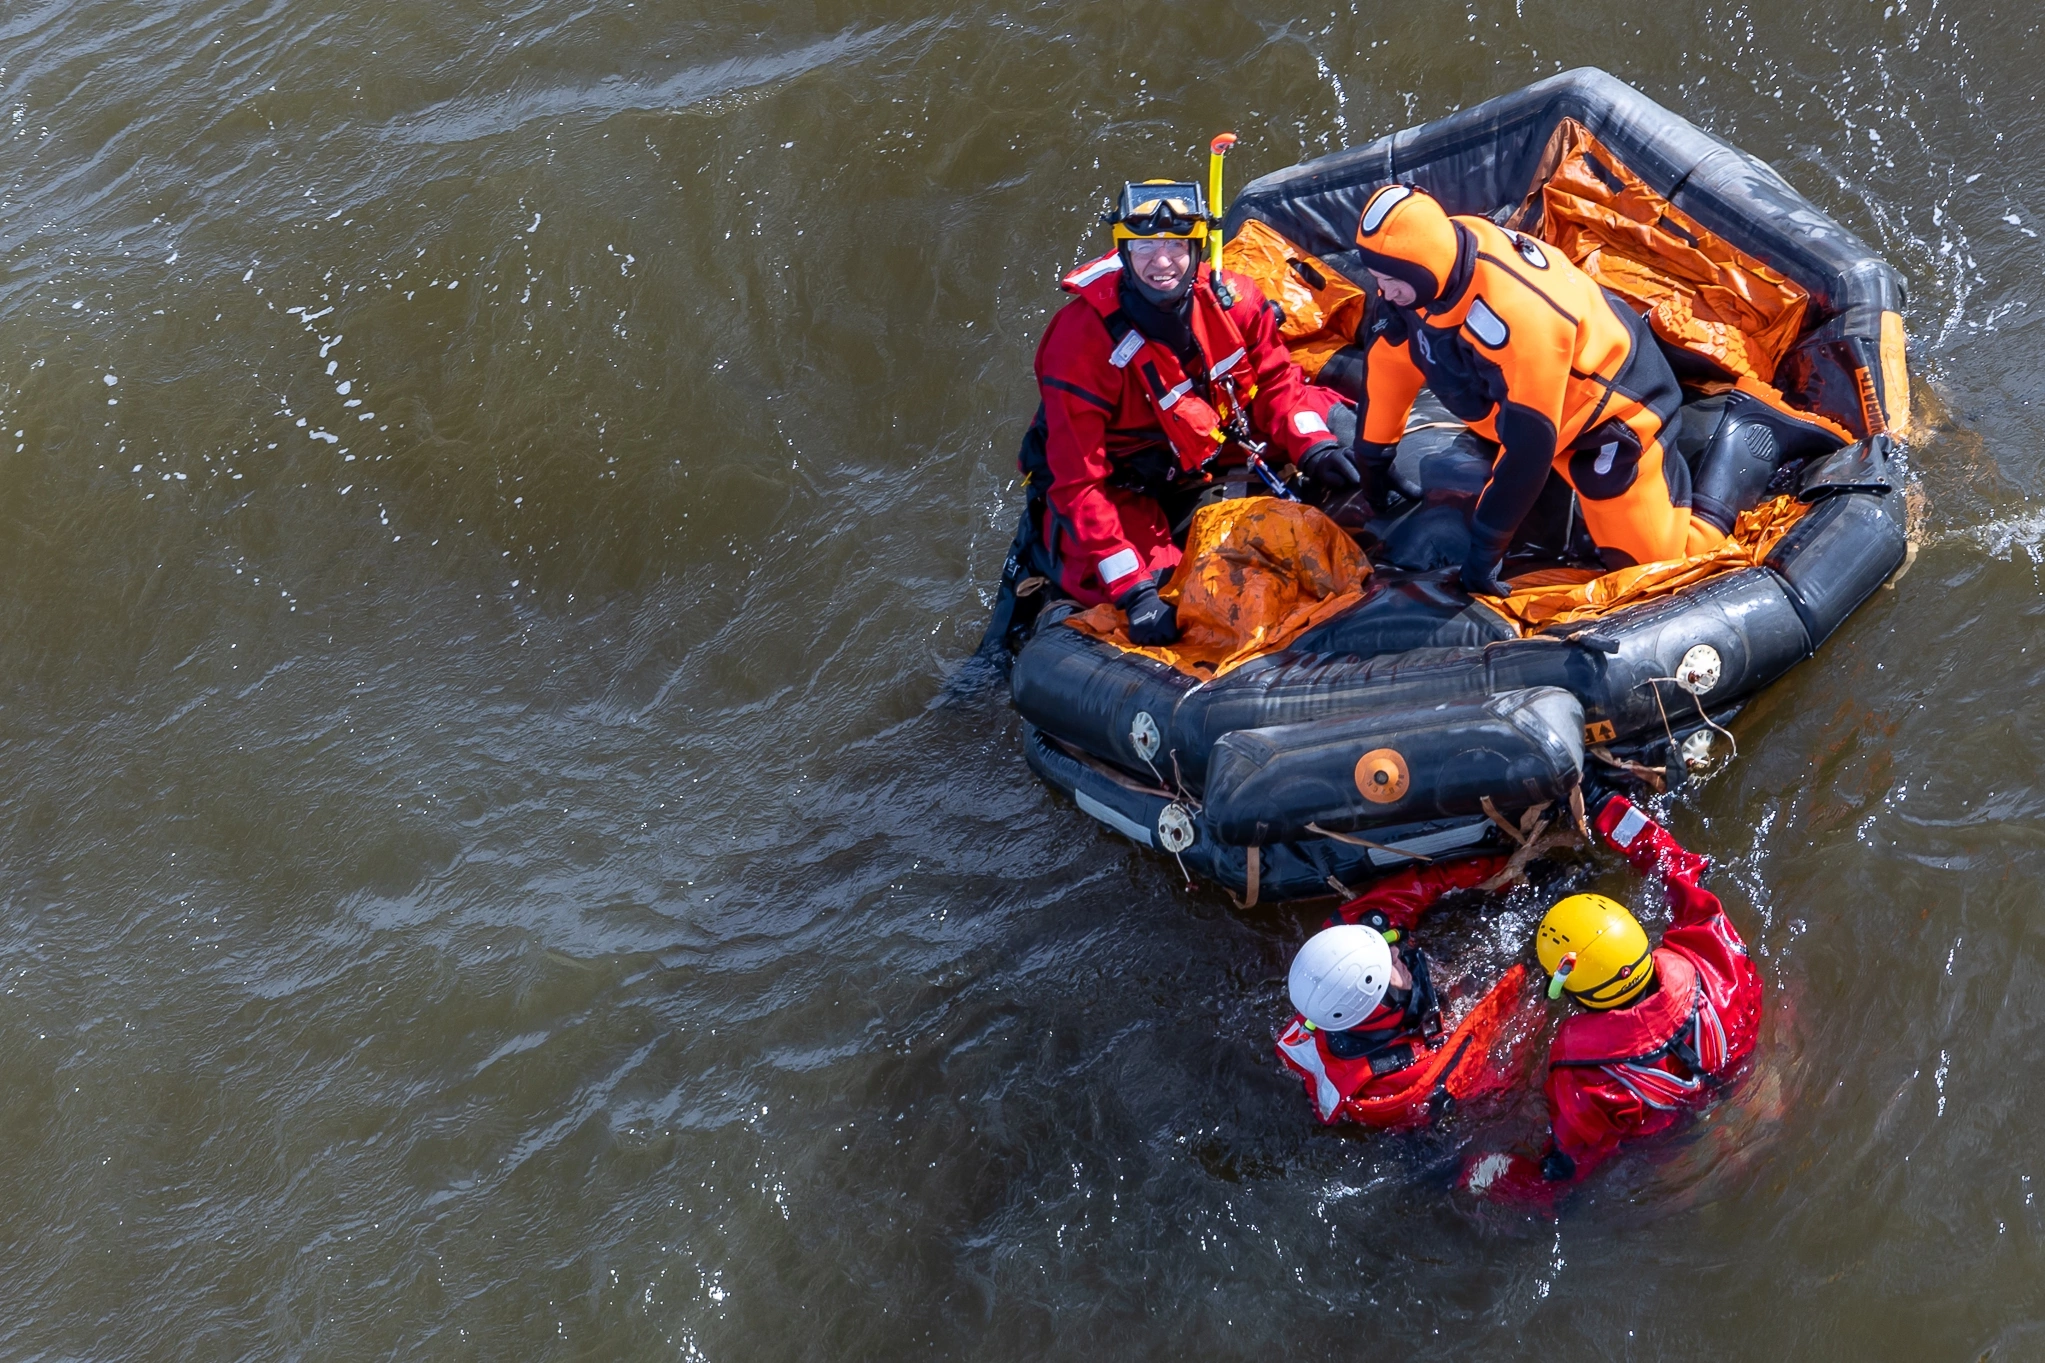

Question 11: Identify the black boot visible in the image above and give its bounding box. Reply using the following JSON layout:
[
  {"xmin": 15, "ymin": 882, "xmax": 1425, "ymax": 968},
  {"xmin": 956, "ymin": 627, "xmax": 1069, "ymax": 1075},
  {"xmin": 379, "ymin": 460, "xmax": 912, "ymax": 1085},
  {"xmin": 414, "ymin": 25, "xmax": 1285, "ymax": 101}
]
[{"xmin": 1690, "ymin": 391, "xmax": 1845, "ymax": 533}]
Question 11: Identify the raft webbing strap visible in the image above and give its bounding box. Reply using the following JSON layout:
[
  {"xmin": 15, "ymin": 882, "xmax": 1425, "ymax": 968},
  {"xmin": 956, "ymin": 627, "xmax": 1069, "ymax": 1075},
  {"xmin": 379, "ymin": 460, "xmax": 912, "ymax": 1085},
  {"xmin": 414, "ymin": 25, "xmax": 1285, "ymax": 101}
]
[
  {"xmin": 1306, "ymin": 821, "xmax": 1435, "ymax": 864},
  {"xmin": 1243, "ymin": 846, "xmax": 1260, "ymax": 908}
]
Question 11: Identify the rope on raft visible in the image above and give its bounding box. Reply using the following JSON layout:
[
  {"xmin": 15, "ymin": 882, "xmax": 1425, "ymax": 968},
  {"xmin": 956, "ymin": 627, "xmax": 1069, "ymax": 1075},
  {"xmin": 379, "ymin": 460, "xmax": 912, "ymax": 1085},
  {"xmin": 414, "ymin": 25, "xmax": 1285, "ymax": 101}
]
[
  {"xmin": 1638, "ymin": 676, "xmax": 1741, "ymax": 766},
  {"xmin": 1305, "ymin": 822, "xmax": 1436, "ymax": 864},
  {"xmin": 1477, "ymin": 795, "xmax": 1586, "ymax": 891},
  {"xmin": 1589, "ymin": 746, "xmax": 1669, "ymax": 793}
]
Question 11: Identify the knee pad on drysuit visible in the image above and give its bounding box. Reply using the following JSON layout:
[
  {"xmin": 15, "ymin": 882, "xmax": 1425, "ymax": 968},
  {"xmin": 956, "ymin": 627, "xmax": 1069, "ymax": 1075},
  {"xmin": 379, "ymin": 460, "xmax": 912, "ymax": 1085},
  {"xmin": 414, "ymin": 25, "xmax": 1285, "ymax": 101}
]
[{"xmin": 1690, "ymin": 392, "xmax": 1846, "ymax": 533}]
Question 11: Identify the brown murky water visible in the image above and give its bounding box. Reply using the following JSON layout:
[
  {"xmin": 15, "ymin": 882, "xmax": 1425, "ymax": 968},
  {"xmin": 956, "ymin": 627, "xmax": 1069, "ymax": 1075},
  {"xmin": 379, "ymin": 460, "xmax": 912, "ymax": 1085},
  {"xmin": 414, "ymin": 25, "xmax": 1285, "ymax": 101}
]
[{"xmin": 1, "ymin": 0, "xmax": 2042, "ymax": 1356}]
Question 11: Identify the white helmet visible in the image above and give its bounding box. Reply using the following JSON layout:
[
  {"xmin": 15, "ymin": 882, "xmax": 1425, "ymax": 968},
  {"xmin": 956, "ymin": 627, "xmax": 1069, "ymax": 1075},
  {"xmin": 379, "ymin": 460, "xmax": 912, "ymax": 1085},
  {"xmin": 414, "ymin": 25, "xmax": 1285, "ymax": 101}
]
[{"xmin": 1288, "ymin": 924, "xmax": 1394, "ymax": 1031}]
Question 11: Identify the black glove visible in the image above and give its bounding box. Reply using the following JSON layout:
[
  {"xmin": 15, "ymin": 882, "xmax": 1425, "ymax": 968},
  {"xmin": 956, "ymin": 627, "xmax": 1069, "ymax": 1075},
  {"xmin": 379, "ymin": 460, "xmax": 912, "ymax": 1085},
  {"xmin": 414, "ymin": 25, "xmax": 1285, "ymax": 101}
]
[
  {"xmin": 1458, "ymin": 534, "xmax": 1513, "ymax": 597},
  {"xmin": 1353, "ymin": 439, "xmax": 1402, "ymax": 513},
  {"xmin": 1117, "ymin": 581, "xmax": 1180, "ymax": 646},
  {"xmin": 1297, "ymin": 440, "xmax": 1360, "ymax": 490}
]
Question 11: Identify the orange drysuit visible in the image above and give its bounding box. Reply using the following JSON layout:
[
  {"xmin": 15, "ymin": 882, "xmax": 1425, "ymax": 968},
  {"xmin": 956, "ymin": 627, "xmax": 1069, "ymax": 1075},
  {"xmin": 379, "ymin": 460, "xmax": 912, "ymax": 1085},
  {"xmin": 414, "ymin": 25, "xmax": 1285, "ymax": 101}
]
[{"xmin": 1352, "ymin": 184, "xmax": 1724, "ymax": 570}]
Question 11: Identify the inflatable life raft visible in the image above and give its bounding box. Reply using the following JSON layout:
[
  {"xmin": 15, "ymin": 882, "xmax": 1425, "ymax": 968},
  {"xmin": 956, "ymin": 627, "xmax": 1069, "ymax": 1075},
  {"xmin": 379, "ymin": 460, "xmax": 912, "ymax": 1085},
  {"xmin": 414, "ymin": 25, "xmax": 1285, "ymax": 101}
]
[{"xmin": 992, "ymin": 69, "xmax": 1912, "ymax": 903}]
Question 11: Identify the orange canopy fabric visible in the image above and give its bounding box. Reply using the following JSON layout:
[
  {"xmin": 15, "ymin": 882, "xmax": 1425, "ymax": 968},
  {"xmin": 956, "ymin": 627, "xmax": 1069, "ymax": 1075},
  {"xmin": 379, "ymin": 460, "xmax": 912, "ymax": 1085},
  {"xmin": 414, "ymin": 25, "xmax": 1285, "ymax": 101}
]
[
  {"xmin": 1066, "ymin": 497, "xmax": 1370, "ymax": 678},
  {"xmin": 1221, "ymin": 219, "xmax": 1368, "ymax": 378},
  {"xmin": 1524, "ymin": 119, "xmax": 1810, "ymax": 385},
  {"xmin": 1472, "ymin": 495, "xmax": 1810, "ymax": 632}
]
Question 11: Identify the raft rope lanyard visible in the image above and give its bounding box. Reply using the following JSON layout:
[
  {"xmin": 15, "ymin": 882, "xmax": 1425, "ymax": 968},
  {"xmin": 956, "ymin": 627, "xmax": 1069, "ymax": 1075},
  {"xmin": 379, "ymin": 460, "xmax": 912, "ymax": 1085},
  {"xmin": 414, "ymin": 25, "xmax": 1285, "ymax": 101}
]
[
  {"xmin": 1136, "ymin": 748, "xmax": 1201, "ymax": 888},
  {"xmin": 1213, "ymin": 377, "xmax": 1300, "ymax": 501},
  {"xmin": 1305, "ymin": 821, "xmax": 1434, "ymax": 864},
  {"xmin": 1476, "ymin": 791, "xmax": 1588, "ymax": 891},
  {"xmin": 1045, "ymin": 730, "xmax": 1203, "ymax": 886},
  {"xmin": 1135, "ymin": 748, "xmax": 1200, "ymax": 813},
  {"xmin": 1638, "ymin": 676, "xmax": 1740, "ymax": 764},
  {"xmin": 1588, "ymin": 745, "xmax": 1668, "ymax": 793}
]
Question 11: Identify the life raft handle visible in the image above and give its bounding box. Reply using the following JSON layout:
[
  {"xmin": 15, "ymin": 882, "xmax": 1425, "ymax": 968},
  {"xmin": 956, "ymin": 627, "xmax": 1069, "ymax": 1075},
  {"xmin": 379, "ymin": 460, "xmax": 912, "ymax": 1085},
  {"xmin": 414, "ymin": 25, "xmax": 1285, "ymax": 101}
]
[
  {"xmin": 1482, "ymin": 628, "xmax": 1620, "ymax": 657},
  {"xmin": 1564, "ymin": 628, "xmax": 1622, "ymax": 654}
]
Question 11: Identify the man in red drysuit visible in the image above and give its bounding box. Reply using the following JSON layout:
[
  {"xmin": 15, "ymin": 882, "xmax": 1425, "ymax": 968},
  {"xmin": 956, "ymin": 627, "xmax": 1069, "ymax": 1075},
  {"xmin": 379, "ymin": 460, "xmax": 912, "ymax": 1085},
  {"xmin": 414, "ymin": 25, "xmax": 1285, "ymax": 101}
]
[
  {"xmin": 1020, "ymin": 179, "xmax": 1355, "ymax": 642},
  {"xmin": 1460, "ymin": 795, "xmax": 1764, "ymax": 1202},
  {"xmin": 1276, "ymin": 855, "xmax": 1533, "ymax": 1129}
]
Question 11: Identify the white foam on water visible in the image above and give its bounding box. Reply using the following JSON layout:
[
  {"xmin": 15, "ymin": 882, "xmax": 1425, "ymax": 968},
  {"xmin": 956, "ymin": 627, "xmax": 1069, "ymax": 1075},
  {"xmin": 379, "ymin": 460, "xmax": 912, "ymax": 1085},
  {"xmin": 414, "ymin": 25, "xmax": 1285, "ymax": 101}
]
[{"xmin": 1962, "ymin": 508, "xmax": 2045, "ymax": 562}]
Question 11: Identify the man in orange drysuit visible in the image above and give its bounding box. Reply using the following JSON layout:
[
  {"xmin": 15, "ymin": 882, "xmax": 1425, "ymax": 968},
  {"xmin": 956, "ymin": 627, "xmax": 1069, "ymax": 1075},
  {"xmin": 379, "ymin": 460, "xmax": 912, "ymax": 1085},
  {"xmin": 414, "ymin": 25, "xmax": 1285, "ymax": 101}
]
[
  {"xmin": 1459, "ymin": 794, "xmax": 1763, "ymax": 1203},
  {"xmin": 1346, "ymin": 184, "xmax": 1725, "ymax": 595},
  {"xmin": 1023, "ymin": 180, "xmax": 1353, "ymax": 643}
]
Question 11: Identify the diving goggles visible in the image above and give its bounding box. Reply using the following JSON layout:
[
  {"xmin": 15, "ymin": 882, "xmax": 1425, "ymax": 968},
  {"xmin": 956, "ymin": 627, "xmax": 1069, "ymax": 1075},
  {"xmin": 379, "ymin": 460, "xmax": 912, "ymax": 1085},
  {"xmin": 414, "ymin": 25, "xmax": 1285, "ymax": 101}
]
[{"xmin": 1106, "ymin": 181, "xmax": 1211, "ymax": 240}]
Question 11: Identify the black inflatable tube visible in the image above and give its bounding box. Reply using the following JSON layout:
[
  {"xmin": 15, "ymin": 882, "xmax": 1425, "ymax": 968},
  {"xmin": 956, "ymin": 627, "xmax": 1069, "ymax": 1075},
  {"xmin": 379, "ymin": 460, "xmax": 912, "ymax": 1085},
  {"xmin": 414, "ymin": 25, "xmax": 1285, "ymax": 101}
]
[
  {"xmin": 1202, "ymin": 687, "xmax": 1585, "ymax": 846},
  {"xmin": 1022, "ymin": 723, "xmax": 1506, "ymax": 901},
  {"xmin": 1011, "ymin": 562, "xmax": 1817, "ymax": 800},
  {"xmin": 1008, "ymin": 624, "xmax": 1200, "ymax": 778},
  {"xmin": 1763, "ymin": 489, "xmax": 1906, "ymax": 644},
  {"xmin": 1546, "ymin": 565, "xmax": 1815, "ymax": 738}
]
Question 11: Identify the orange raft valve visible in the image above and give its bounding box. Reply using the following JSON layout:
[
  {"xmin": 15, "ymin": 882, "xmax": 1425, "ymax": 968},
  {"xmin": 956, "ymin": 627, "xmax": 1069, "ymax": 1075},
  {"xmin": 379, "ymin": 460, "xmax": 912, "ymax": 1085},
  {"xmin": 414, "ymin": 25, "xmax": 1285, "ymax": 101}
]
[{"xmin": 1354, "ymin": 748, "xmax": 1411, "ymax": 803}]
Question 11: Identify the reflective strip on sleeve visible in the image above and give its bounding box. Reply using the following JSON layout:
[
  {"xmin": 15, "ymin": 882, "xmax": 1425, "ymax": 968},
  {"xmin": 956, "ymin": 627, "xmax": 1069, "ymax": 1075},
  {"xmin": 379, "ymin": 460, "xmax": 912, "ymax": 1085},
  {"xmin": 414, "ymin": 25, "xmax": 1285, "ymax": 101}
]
[
  {"xmin": 1158, "ymin": 378, "xmax": 1195, "ymax": 410},
  {"xmin": 1292, "ymin": 409, "xmax": 1330, "ymax": 436},
  {"xmin": 1097, "ymin": 547, "xmax": 1141, "ymax": 585},
  {"xmin": 1277, "ymin": 1023, "xmax": 1344, "ymax": 1121},
  {"xmin": 1605, "ymin": 1060, "xmax": 1703, "ymax": 1111},
  {"xmin": 1694, "ymin": 992, "xmax": 1729, "ymax": 1072},
  {"xmin": 1210, "ymin": 346, "xmax": 1246, "ymax": 376},
  {"xmin": 1069, "ymin": 256, "xmax": 1122, "ymax": 287},
  {"xmin": 1611, "ymin": 805, "xmax": 1650, "ymax": 848}
]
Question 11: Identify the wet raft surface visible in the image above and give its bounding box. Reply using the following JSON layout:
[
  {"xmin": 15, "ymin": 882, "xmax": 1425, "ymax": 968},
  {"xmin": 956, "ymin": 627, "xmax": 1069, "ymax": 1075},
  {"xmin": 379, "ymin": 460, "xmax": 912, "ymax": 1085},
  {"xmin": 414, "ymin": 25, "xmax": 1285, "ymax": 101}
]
[{"xmin": 2, "ymin": 0, "xmax": 2045, "ymax": 1358}]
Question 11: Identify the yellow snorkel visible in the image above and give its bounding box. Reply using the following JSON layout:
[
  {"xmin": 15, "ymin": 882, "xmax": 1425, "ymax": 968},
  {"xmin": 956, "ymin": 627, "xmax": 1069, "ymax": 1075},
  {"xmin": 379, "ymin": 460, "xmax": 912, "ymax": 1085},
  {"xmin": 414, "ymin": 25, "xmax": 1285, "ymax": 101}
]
[{"xmin": 1206, "ymin": 132, "xmax": 1237, "ymax": 272}]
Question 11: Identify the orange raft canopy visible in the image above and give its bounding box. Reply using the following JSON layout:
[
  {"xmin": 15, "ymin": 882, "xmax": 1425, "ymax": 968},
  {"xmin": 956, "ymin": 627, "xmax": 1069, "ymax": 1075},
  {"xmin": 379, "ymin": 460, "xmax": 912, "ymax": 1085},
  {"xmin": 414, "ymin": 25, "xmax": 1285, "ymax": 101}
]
[{"xmin": 999, "ymin": 68, "xmax": 1912, "ymax": 905}]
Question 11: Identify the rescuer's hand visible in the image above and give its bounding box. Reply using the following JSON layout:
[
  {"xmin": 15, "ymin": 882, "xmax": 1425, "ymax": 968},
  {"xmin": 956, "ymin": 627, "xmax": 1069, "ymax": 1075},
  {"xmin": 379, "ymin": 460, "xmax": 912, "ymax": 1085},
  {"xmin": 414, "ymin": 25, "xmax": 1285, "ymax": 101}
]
[
  {"xmin": 1457, "ymin": 540, "xmax": 1513, "ymax": 598},
  {"xmin": 1298, "ymin": 440, "xmax": 1361, "ymax": 490},
  {"xmin": 1352, "ymin": 439, "xmax": 1403, "ymax": 515},
  {"xmin": 1457, "ymin": 1150, "xmax": 1562, "ymax": 1210},
  {"xmin": 1117, "ymin": 582, "xmax": 1181, "ymax": 646}
]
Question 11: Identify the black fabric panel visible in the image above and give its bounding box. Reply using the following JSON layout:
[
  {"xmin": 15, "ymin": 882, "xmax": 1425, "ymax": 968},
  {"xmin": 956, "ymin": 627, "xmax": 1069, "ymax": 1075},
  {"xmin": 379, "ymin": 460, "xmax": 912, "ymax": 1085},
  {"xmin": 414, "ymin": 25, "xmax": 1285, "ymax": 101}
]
[
  {"xmin": 1041, "ymin": 376, "xmax": 1115, "ymax": 413},
  {"xmin": 1224, "ymin": 68, "xmax": 1903, "ymax": 337}
]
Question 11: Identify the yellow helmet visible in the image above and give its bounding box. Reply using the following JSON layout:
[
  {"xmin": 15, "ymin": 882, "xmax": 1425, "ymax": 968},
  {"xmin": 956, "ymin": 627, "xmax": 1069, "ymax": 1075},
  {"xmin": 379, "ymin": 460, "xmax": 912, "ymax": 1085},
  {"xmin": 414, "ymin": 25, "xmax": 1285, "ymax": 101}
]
[{"xmin": 1536, "ymin": 893, "xmax": 1654, "ymax": 1009}]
